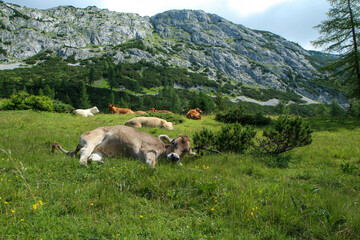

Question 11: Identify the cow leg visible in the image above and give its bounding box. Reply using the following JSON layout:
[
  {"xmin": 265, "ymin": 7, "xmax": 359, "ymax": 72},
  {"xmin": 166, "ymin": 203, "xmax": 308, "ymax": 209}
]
[
  {"xmin": 79, "ymin": 145, "xmax": 96, "ymax": 166},
  {"xmin": 144, "ymin": 150, "xmax": 157, "ymax": 168},
  {"xmin": 89, "ymin": 152, "xmax": 104, "ymax": 164}
]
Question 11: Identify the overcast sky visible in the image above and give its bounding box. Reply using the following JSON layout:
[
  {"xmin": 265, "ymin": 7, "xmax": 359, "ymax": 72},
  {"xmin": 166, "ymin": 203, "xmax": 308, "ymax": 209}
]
[{"xmin": 4, "ymin": 0, "xmax": 330, "ymax": 51}]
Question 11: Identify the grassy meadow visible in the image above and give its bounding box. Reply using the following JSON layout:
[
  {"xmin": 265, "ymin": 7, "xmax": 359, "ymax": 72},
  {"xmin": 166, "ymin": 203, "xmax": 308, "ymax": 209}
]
[{"xmin": 0, "ymin": 110, "xmax": 360, "ymax": 239}]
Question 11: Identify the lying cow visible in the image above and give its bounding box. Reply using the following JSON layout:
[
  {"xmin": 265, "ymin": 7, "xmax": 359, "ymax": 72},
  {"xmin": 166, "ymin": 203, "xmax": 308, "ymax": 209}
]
[
  {"xmin": 125, "ymin": 117, "xmax": 174, "ymax": 130},
  {"xmin": 186, "ymin": 108, "xmax": 202, "ymax": 120},
  {"xmin": 108, "ymin": 104, "xmax": 134, "ymax": 114},
  {"xmin": 75, "ymin": 106, "xmax": 100, "ymax": 117},
  {"xmin": 52, "ymin": 125, "xmax": 195, "ymax": 167},
  {"xmin": 149, "ymin": 108, "xmax": 173, "ymax": 114}
]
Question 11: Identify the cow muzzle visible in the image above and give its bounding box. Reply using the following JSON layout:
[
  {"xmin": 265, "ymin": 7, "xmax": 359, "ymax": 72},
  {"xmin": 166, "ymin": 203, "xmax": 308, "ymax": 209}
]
[{"xmin": 167, "ymin": 153, "xmax": 180, "ymax": 162}]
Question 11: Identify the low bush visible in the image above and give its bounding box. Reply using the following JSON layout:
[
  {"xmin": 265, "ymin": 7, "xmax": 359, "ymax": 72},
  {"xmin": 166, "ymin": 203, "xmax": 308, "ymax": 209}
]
[
  {"xmin": 0, "ymin": 92, "xmax": 73, "ymax": 113},
  {"xmin": 256, "ymin": 115, "xmax": 312, "ymax": 154},
  {"xmin": 193, "ymin": 124, "xmax": 256, "ymax": 153},
  {"xmin": 215, "ymin": 105, "xmax": 271, "ymax": 126}
]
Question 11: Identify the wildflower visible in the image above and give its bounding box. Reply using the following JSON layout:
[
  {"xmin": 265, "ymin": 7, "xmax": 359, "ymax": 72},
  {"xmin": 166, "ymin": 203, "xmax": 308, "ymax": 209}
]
[
  {"xmin": 90, "ymin": 203, "xmax": 94, "ymax": 206},
  {"xmin": 252, "ymin": 208, "xmax": 255, "ymax": 211},
  {"xmin": 140, "ymin": 215, "xmax": 144, "ymax": 219},
  {"xmin": 39, "ymin": 200, "xmax": 43, "ymax": 205},
  {"xmin": 214, "ymin": 176, "xmax": 218, "ymax": 180},
  {"xmin": 11, "ymin": 209, "xmax": 15, "ymax": 213},
  {"xmin": 20, "ymin": 219, "xmax": 24, "ymax": 222},
  {"xmin": 0, "ymin": 197, "xmax": 2, "ymax": 200},
  {"xmin": 210, "ymin": 208, "xmax": 215, "ymax": 211},
  {"xmin": 4, "ymin": 201, "xmax": 8, "ymax": 205},
  {"xmin": 33, "ymin": 204, "xmax": 37, "ymax": 210},
  {"xmin": 256, "ymin": 207, "xmax": 258, "ymax": 210},
  {"xmin": 251, "ymin": 212, "xmax": 254, "ymax": 216}
]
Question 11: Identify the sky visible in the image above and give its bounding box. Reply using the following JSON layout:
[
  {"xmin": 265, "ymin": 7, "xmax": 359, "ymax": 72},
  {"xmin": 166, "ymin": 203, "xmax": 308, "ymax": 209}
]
[{"xmin": 3, "ymin": 0, "xmax": 330, "ymax": 51}]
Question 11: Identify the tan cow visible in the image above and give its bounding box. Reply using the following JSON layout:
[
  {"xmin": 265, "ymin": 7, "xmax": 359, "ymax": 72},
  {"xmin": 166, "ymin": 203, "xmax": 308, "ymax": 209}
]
[
  {"xmin": 125, "ymin": 117, "xmax": 174, "ymax": 130},
  {"xmin": 52, "ymin": 125, "xmax": 194, "ymax": 167},
  {"xmin": 108, "ymin": 104, "xmax": 134, "ymax": 114},
  {"xmin": 186, "ymin": 107, "xmax": 202, "ymax": 120}
]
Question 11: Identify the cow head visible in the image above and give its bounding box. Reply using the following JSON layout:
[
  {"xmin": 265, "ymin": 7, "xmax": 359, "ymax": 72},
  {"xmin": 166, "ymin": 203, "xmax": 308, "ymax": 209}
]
[
  {"xmin": 195, "ymin": 108, "xmax": 202, "ymax": 113},
  {"xmin": 159, "ymin": 134, "xmax": 195, "ymax": 163},
  {"xmin": 91, "ymin": 106, "xmax": 100, "ymax": 114},
  {"xmin": 107, "ymin": 104, "xmax": 114, "ymax": 111}
]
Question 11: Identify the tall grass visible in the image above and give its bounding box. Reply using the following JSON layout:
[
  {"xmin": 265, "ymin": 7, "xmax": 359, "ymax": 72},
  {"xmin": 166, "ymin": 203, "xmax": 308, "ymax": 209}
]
[{"xmin": 0, "ymin": 111, "xmax": 359, "ymax": 239}]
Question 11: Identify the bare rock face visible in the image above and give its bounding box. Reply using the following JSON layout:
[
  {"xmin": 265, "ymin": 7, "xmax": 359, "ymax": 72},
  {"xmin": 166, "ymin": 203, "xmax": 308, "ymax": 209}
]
[{"xmin": 0, "ymin": 3, "xmax": 345, "ymax": 105}]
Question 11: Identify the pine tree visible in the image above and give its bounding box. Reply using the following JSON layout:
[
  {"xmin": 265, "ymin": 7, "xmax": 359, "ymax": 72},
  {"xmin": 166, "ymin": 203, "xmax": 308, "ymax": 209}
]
[
  {"xmin": 313, "ymin": 0, "xmax": 360, "ymax": 98},
  {"xmin": 78, "ymin": 82, "xmax": 91, "ymax": 109}
]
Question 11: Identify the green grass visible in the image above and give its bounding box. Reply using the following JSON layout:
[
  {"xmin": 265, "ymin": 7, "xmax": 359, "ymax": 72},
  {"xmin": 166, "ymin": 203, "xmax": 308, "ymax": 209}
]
[{"xmin": 0, "ymin": 111, "xmax": 359, "ymax": 239}]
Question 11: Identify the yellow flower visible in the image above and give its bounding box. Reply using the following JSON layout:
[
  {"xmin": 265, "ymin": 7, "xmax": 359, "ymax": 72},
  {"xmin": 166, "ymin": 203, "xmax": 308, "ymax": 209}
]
[
  {"xmin": 39, "ymin": 200, "xmax": 43, "ymax": 205},
  {"xmin": 20, "ymin": 219, "xmax": 24, "ymax": 222},
  {"xmin": 33, "ymin": 204, "xmax": 37, "ymax": 210},
  {"xmin": 251, "ymin": 212, "xmax": 254, "ymax": 216},
  {"xmin": 11, "ymin": 209, "xmax": 15, "ymax": 213},
  {"xmin": 90, "ymin": 203, "xmax": 94, "ymax": 206},
  {"xmin": 252, "ymin": 208, "xmax": 255, "ymax": 211},
  {"xmin": 256, "ymin": 207, "xmax": 258, "ymax": 210},
  {"xmin": 4, "ymin": 201, "xmax": 8, "ymax": 204},
  {"xmin": 0, "ymin": 197, "xmax": 2, "ymax": 200},
  {"xmin": 210, "ymin": 208, "xmax": 215, "ymax": 211},
  {"xmin": 140, "ymin": 215, "xmax": 144, "ymax": 219}
]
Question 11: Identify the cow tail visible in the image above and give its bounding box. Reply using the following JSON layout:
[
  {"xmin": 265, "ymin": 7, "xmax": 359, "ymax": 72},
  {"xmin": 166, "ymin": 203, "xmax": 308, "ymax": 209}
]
[{"xmin": 52, "ymin": 142, "xmax": 81, "ymax": 157}]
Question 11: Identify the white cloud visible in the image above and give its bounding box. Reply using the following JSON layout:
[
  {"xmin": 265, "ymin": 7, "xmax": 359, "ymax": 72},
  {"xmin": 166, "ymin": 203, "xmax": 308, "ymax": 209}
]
[
  {"xmin": 101, "ymin": 0, "xmax": 291, "ymax": 17},
  {"xmin": 101, "ymin": 0, "xmax": 217, "ymax": 16},
  {"xmin": 226, "ymin": 0, "xmax": 293, "ymax": 17}
]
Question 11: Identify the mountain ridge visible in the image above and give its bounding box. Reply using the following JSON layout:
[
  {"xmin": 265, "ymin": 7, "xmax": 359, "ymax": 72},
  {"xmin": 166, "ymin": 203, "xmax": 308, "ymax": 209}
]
[{"xmin": 0, "ymin": 1, "xmax": 347, "ymax": 106}]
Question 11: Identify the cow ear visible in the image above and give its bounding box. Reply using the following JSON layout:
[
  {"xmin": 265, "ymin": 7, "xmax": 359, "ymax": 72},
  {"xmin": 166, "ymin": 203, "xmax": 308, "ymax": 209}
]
[{"xmin": 159, "ymin": 135, "xmax": 172, "ymax": 144}]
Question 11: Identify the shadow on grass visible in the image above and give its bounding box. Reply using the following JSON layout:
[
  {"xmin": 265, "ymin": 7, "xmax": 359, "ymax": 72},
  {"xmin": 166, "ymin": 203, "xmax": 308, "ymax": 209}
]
[{"xmin": 307, "ymin": 116, "xmax": 360, "ymax": 132}]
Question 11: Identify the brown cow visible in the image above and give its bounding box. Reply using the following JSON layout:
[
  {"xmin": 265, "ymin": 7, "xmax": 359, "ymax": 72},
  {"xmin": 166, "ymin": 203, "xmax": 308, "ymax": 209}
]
[
  {"xmin": 108, "ymin": 104, "xmax": 134, "ymax": 114},
  {"xmin": 52, "ymin": 125, "xmax": 195, "ymax": 167},
  {"xmin": 149, "ymin": 107, "xmax": 173, "ymax": 114},
  {"xmin": 186, "ymin": 108, "xmax": 202, "ymax": 120}
]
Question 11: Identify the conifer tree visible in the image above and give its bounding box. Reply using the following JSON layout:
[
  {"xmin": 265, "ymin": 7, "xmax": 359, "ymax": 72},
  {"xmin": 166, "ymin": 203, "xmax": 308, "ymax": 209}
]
[
  {"xmin": 78, "ymin": 82, "xmax": 91, "ymax": 109},
  {"xmin": 313, "ymin": 0, "xmax": 360, "ymax": 98}
]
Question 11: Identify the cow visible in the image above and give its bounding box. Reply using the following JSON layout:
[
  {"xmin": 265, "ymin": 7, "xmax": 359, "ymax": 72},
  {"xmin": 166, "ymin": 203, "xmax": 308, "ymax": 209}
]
[
  {"xmin": 108, "ymin": 104, "xmax": 134, "ymax": 114},
  {"xmin": 186, "ymin": 108, "xmax": 202, "ymax": 120},
  {"xmin": 149, "ymin": 108, "xmax": 173, "ymax": 114},
  {"xmin": 52, "ymin": 125, "xmax": 195, "ymax": 167},
  {"xmin": 125, "ymin": 117, "xmax": 174, "ymax": 130},
  {"xmin": 75, "ymin": 106, "xmax": 100, "ymax": 117}
]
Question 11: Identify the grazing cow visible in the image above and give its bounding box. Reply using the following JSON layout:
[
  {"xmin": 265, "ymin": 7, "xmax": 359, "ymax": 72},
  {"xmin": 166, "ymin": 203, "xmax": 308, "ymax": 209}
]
[
  {"xmin": 149, "ymin": 107, "xmax": 173, "ymax": 114},
  {"xmin": 52, "ymin": 125, "xmax": 195, "ymax": 167},
  {"xmin": 75, "ymin": 106, "xmax": 100, "ymax": 117},
  {"xmin": 186, "ymin": 108, "xmax": 202, "ymax": 120},
  {"xmin": 108, "ymin": 104, "xmax": 134, "ymax": 114},
  {"xmin": 125, "ymin": 117, "xmax": 174, "ymax": 130}
]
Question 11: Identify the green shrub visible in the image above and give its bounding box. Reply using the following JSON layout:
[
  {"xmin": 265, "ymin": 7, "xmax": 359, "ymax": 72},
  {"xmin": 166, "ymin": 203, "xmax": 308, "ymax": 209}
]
[
  {"xmin": 193, "ymin": 124, "xmax": 256, "ymax": 153},
  {"xmin": 0, "ymin": 92, "xmax": 53, "ymax": 111},
  {"xmin": 216, "ymin": 105, "xmax": 271, "ymax": 126},
  {"xmin": 52, "ymin": 100, "xmax": 75, "ymax": 113},
  {"xmin": 256, "ymin": 115, "xmax": 312, "ymax": 154}
]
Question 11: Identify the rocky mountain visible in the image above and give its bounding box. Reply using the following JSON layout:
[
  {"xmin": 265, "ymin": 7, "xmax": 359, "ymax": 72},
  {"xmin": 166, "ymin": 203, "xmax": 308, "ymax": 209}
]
[{"xmin": 0, "ymin": 1, "xmax": 346, "ymax": 106}]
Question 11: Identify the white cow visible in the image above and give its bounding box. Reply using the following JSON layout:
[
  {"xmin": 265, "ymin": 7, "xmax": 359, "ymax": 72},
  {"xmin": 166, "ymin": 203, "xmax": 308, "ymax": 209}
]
[
  {"xmin": 52, "ymin": 125, "xmax": 195, "ymax": 167},
  {"xmin": 125, "ymin": 117, "xmax": 174, "ymax": 130},
  {"xmin": 75, "ymin": 106, "xmax": 99, "ymax": 117}
]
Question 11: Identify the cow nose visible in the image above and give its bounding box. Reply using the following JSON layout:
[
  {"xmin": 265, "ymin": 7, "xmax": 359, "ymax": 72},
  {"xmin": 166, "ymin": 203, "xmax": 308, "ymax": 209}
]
[{"xmin": 167, "ymin": 153, "xmax": 180, "ymax": 162}]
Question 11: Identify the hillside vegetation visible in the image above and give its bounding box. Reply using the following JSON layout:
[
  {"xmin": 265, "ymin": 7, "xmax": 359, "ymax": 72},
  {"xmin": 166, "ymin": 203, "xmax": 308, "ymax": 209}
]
[
  {"xmin": 0, "ymin": 2, "xmax": 346, "ymax": 105},
  {"xmin": 0, "ymin": 111, "xmax": 359, "ymax": 239}
]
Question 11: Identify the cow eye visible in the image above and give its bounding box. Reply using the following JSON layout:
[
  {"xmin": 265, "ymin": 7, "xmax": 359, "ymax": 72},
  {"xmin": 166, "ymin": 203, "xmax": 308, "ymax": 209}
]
[{"xmin": 171, "ymin": 140, "xmax": 176, "ymax": 146}]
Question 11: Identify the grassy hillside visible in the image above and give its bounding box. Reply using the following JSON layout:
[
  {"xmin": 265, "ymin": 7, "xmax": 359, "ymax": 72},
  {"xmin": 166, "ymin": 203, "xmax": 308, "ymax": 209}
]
[{"xmin": 0, "ymin": 111, "xmax": 359, "ymax": 239}]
